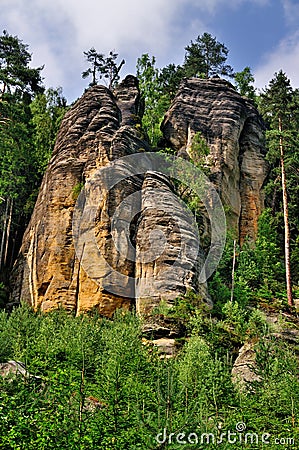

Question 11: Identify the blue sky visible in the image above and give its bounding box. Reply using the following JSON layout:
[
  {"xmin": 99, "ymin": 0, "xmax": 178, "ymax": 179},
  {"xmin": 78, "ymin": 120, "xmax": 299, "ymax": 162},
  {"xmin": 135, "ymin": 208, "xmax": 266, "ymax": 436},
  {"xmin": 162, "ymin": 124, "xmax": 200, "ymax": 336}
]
[{"xmin": 1, "ymin": 0, "xmax": 299, "ymax": 103}]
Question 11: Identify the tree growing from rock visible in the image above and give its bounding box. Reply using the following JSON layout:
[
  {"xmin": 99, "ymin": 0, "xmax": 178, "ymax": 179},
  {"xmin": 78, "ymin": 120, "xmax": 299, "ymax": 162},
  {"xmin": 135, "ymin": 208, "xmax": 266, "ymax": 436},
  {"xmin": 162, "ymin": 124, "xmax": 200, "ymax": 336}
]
[
  {"xmin": 234, "ymin": 66, "xmax": 256, "ymax": 100},
  {"xmin": 183, "ymin": 32, "xmax": 234, "ymax": 79},
  {"xmin": 82, "ymin": 48, "xmax": 125, "ymax": 89}
]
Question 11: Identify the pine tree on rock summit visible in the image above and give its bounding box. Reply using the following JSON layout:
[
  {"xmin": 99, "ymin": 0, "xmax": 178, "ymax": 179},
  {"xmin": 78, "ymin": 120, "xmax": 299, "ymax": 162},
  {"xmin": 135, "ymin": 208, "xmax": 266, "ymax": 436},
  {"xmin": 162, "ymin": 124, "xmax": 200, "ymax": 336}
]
[
  {"xmin": 82, "ymin": 48, "xmax": 125, "ymax": 90},
  {"xmin": 183, "ymin": 32, "xmax": 234, "ymax": 79}
]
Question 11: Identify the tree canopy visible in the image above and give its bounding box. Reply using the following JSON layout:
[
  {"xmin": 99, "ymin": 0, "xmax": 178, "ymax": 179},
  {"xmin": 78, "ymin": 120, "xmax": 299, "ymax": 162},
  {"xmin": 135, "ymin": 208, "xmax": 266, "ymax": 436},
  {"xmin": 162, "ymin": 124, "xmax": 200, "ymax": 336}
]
[
  {"xmin": 183, "ymin": 32, "xmax": 234, "ymax": 79},
  {"xmin": 0, "ymin": 32, "xmax": 67, "ymax": 272},
  {"xmin": 234, "ymin": 66, "xmax": 256, "ymax": 100},
  {"xmin": 259, "ymin": 71, "xmax": 299, "ymax": 305},
  {"xmin": 0, "ymin": 30, "xmax": 43, "ymax": 97}
]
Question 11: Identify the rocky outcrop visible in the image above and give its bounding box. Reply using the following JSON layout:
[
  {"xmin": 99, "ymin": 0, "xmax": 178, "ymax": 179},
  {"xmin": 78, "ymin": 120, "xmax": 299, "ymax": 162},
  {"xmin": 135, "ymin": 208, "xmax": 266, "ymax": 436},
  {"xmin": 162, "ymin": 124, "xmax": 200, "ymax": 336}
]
[
  {"xmin": 10, "ymin": 76, "xmax": 268, "ymax": 316},
  {"xmin": 232, "ymin": 310, "xmax": 299, "ymax": 389},
  {"xmin": 232, "ymin": 341, "xmax": 262, "ymax": 389},
  {"xmin": 161, "ymin": 78, "xmax": 268, "ymax": 241},
  {"xmin": 11, "ymin": 76, "xmax": 209, "ymax": 315},
  {"xmin": 135, "ymin": 171, "xmax": 208, "ymax": 314},
  {"xmin": 11, "ymin": 76, "xmax": 145, "ymax": 315},
  {"xmin": 0, "ymin": 360, "xmax": 42, "ymax": 383}
]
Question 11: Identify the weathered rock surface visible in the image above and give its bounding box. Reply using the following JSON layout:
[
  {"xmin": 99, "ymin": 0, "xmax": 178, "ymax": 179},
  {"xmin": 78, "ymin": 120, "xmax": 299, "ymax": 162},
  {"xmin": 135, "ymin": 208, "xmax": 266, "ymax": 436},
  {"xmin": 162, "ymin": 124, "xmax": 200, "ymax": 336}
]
[
  {"xmin": 11, "ymin": 76, "xmax": 211, "ymax": 315},
  {"xmin": 232, "ymin": 310, "xmax": 299, "ymax": 389},
  {"xmin": 0, "ymin": 360, "xmax": 42, "ymax": 382},
  {"xmin": 232, "ymin": 341, "xmax": 262, "ymax": 388},
  {"xmin": 10, "ymin": 76, "xmax": 268, "ymax": 316},
  {"xmin": 11, "ymin": 76, "xmax": 146, "ymax": 316},
  {"xmin": 161, "ymin": 78, "xmax": 268, "ymax": 241},
  {"xmin": 135, "ymin": 171, "xmax": 209, "ymax": 314}
]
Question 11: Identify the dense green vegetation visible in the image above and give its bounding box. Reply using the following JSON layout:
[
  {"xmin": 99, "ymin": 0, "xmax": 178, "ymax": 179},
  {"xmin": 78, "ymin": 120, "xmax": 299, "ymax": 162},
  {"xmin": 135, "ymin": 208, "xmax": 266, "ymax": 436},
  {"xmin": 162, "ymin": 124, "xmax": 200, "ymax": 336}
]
[
  {"xmin": 259, "ymin": 71, "xmax": 299, "ymax": 306},
  {"xmin": 0, "ymin": 30, "xmax": 299, "ymax": 449},
  {"xmin": 0, "ymin": 31, "xmax": 67, "ymax": 277},
  {"xmin": 0, "ymin": 303, "xmax": 298, "ymax": 449}
]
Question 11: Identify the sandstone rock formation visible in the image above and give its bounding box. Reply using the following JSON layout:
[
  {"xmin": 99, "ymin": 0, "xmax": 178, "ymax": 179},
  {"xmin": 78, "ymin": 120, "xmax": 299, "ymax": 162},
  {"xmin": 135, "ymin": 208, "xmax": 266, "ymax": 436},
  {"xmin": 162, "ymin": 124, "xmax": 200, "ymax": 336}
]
[
  {"xmin": 10, "ymin": 76, "xmax": 267, "ymax": 316},
  {"xmin": 11, "ymin": 76, "xmax": 208, "ymax": 315},
  {"xmin": 162, "ymin": 77, "xmax": 268, "ymax": 242},
  {"xmin": 11, "ymin": 76, "xmax": 142, "ymax": 315},
  {"xmin": 135, "ymin": 171, "xmax": 208, "ymax": 314}
]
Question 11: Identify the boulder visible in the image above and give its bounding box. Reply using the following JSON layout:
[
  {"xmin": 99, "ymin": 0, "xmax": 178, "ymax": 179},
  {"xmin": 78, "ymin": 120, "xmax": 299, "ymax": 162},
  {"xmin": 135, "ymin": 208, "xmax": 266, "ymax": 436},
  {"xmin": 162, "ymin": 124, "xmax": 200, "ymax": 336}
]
[
  {"xmin": 232, "ymin": 342, "xmax": 261, "ymax": 388},
  {"xmin": 0, "ymin": 360, "xmax": 42, "ymax": 383}
]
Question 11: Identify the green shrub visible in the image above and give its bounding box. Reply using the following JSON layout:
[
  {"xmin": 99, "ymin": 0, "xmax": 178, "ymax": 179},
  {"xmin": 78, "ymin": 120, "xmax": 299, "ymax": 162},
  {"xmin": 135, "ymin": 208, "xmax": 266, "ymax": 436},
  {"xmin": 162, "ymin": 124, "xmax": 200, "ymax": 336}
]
[
  {"xmin": 0, "ymin": 304, "xmax": 297, "ymax": 449},
  {"xmin": 72, "ymin": 181, "xmax": 84, "ymax": 200}
]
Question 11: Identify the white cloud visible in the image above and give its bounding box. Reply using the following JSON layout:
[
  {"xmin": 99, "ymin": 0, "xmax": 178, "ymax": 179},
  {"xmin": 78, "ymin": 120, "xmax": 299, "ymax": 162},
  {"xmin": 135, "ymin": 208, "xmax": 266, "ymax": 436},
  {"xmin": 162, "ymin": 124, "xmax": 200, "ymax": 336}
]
[
  {"xmin": 254, "ymin": 31, "xmax": 299, "ymax": 90},
  {"xmin": 0, "ymin": 0, "xmax": 273, "ymax": 101},
  {"xmin": 282, "ymin": 0, "xmax": 299, "ymax": 25},
  {"xmin": 0, "ymin": 0, "xmax": 202, "ymax": 100},
  {"xmin": 178, "ymin": 0, "xmax": 269, "ymax": 15}
]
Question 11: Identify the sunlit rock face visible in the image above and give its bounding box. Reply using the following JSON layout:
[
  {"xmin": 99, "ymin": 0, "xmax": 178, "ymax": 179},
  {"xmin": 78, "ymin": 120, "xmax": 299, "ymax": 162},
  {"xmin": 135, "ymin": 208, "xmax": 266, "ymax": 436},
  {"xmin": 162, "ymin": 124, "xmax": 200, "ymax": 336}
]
[
  {"xmin": 11, "ymin": 76, "xmax": 267, "ymax": 316},
  {"xmin": 11, "ymin": 76, "xmax": 146, "ymax": 316}
]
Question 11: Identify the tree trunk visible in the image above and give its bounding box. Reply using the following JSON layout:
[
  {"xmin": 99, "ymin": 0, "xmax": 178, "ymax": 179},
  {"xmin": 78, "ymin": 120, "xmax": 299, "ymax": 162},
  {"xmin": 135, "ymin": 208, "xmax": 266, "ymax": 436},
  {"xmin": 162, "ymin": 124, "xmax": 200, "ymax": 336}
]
[
  {"xmin": 92, "ymin": 59, "xmax": 97, "ymax": 85},
  {"xmin": 4, "ymin": 197, "xmax": 13, "ymax": 267},
  {"xmin": 0, "ymin": 198, "xmax": 9, "ymax": 270},
  {"xmin": 1, "ymin": 81, "xmax": 7, "ymax": 96},
  {"xmin": 230, "ymin": 239, "xmax": 237, "ymax": 302},
  {"xmin": 279, "ymin": 117, "xmax": 293, "ymax": 307},
  {"xmin": 109, "ymin": 59, "xmax": 125, "ymax": 90}
]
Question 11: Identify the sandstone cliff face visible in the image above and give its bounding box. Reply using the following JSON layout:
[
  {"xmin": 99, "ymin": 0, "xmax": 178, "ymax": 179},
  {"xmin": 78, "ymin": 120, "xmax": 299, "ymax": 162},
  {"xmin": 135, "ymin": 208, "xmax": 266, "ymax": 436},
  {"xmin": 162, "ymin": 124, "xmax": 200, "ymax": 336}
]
[
  {"xmin": 11, "ymin": 76, "xmax": 209, "ymax": 315},
  {"xmin": 161, "ymin": 78, "xmax": 268, "ymax": 242},
  {"xmin": 12, "ymin": 76, "xmax": 145, "ymax": 315},
  {"xmin": 135, "ymin": 171, "xmax": 208, "ymax": 314},
  {"xmin": 11, "ymin": 76, "xmax": 267, "ymax": 315}
]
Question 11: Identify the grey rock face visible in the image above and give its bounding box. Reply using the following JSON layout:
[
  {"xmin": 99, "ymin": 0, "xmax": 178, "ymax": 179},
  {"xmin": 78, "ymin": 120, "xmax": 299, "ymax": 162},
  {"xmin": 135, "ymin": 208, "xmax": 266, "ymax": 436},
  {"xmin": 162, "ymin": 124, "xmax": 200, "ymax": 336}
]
[
  {"xmin": 135, "ymin": 171, "xmax": 209, "ymax": 313},
  {"xmin": 232, "ymin": 342, "xmax": 262, "ymax": 388},
  {"xmin": 161, "ymin": 78, "xmax": 268, "ymax": 242},
  {"xmin": 0, "ymin": 360, "xmax": 42, "ymax": 382}
]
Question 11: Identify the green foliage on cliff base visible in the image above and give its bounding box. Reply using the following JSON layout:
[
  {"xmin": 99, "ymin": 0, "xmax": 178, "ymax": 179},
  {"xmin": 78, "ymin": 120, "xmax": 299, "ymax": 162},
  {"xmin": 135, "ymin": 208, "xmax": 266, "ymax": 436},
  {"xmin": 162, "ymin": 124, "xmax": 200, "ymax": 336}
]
[
  {"xmin": 209, "ymin": 209, "xmax": 296, "ymax": 315},
  {"xmin": 0, "ymin": 303, "xmax": 298, "ymax": 449}
]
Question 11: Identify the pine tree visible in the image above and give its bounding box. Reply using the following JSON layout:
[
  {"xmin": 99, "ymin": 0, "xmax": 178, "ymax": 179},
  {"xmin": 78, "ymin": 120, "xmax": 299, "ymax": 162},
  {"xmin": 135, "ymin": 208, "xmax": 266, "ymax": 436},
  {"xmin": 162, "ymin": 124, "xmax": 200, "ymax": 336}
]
[
  {"xmin": 183, "ymin": 32, "xmax": 234, "ymax": 79},
  {"xmin": 30, "ymin": 87, "xmax": 67, "ymax": 172},
  {"xmin": 0, "ymin": 31, "xmax": 44, "ymax": 271},
  {"xmin": 158, "ymin": 63, "xmax": 185, "ymax": 99},
  {"xmin": 259, "ymin": 71, "xmax": 299, "ymax": 307},
  {"xmin": 82, "ymin": 48, "xmax": 125, "ymax": 89},
  {"xmin": 234, "ymin": 66, "xmax": 256, "ymax": 100},
  {"xmin": 0, "ymin": 30, "xmax": 43, "ymax": 97}
]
